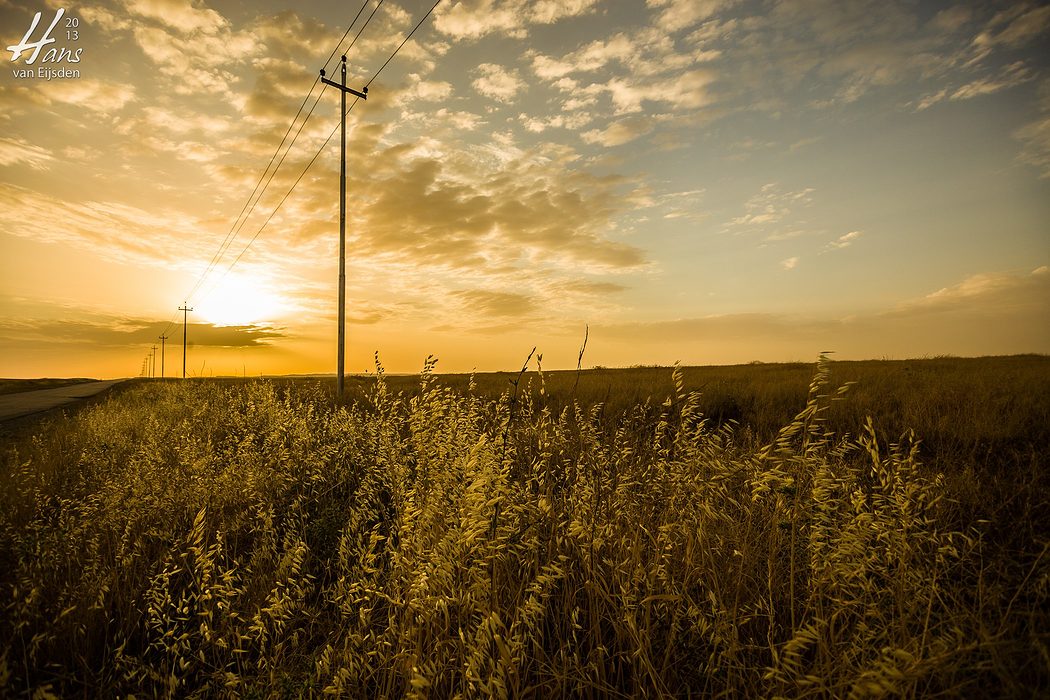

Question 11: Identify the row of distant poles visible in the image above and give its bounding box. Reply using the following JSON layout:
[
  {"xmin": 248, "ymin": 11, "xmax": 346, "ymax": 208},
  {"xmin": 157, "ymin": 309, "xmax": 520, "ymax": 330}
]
[{"xmin": 140, "ymin": 303, "xmax": 192, "ymax": 379}]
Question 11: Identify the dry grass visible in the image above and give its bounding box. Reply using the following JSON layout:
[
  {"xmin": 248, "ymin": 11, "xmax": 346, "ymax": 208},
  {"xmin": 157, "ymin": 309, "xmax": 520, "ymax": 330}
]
[{"xmin": 0, "ymin": 354, "xmax": 1047, "ymax": 697}]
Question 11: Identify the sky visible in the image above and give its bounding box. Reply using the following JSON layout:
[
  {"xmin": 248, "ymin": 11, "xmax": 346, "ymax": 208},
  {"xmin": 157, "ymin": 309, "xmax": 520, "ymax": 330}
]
[{"xmin": 1, "ymin": 0, "xmax": 1048, "ymax": 378}]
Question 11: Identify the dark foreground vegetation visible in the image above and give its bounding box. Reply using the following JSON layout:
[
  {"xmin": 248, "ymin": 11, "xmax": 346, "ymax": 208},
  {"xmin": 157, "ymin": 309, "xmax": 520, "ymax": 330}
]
[{"xmin": 1, "ymin": 354, "xmax": 1047, "ymax": 697}]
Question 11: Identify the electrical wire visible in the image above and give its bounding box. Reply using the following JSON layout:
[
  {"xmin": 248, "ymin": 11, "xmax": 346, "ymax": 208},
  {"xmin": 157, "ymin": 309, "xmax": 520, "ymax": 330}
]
[
  {"xmin": 198, "ymin": 0, "xmax": 443, "ymax": 299},
  {"xmin": 157, "ymin": 0, "xmax": 378, "ymax": 338}
]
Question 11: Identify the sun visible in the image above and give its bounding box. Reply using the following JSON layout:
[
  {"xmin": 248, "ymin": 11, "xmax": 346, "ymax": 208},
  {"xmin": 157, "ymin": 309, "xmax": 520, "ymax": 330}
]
[{"xmin": 198, "ymin": 273, "xmax": 281, "ymax": 327}]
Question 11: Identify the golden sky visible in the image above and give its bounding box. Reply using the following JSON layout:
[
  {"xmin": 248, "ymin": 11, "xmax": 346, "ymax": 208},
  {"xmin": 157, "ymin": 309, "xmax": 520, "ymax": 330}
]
[{"xmin": 1, "ymin": 0, "xmax": 1048, "ymax": 378}]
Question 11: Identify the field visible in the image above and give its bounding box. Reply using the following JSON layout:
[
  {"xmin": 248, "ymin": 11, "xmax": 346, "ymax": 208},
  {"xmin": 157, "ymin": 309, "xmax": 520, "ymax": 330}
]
[{"xmin": 1, "ymin": 354, "xmax": 1048, "ymax": 697}]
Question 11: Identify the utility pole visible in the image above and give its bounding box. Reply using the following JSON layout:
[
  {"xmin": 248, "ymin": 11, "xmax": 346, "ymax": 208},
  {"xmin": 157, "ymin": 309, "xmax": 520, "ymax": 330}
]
[
  {"xmin": 158, "ymin": 334, "xmax": 167, "ymax": 379},
  {"xmin": 150, "ymin": 345, "xmax": 157, "ymax": 378},
  {"xmin": 320, "ymin": 56, "xmax": 367, "ymax": 399},
  {"xmin": 179, "ymin": 303, "xmax": 193, "ymax": 379}
]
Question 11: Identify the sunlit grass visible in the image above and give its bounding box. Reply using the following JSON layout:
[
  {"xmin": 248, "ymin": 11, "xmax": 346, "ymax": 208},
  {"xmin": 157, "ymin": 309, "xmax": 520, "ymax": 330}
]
[{"xmin": 1, "ymin": 354, "xmax": 1046, "ymax": 696}]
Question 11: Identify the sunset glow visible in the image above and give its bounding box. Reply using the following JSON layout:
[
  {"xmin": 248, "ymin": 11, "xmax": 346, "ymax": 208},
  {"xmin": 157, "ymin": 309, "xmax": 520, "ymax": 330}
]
[
  {"xmin": 1, "ymin": 0, "xmax": 1048, "ymax": 378},
  {"xmin": 197, "ymin": 273, "xmax": 283, "ymax": 328}
]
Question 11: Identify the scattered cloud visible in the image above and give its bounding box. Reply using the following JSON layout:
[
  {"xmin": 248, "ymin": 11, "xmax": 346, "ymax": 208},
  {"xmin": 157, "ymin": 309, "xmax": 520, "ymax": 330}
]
[
  {"xmin": 582, "ymin": 116, "xmax": 657, "ymax": 147},
  {"xmin": 400, "ymin": 74, "xmax": 454, "ymax": 102},
  {"xmin": 896, "ymin": 266, "xmax": 1050, "ymax": 314},
  {"xmin": 596, "ymin": 68, "xmax": 717, "ymax": 114},
  {"xmin": 434, "ymin": 0, "xmax": 600, "ymax": 39},
  {"xmin": 555, "ymin": 279, "xmax": 628, "ymax": 296},
  {"xmin": 350, "ymin": 143, "xmax": 648, "ymax": 274},
  {"xmin": 1014, "ymin": 115, "xmax": 1050, "ymax": 178},
  {"xmin": 1014, "ymin": 81, "xmax": 1050, "ymax": 178},
  {"xmin": 918, "ymin": 61, "xmax": 1034, "ymax": 110},
  {"xmin": 0, "ymin": 300, "xmax": 284, "ymax": 349},
  {"xmin": 472, "ymin": 63, "xmax": 524, "ymax": 102},
  {"xmin": 781, "ymin": 256, "xmax": 799, "ymax": 270},
  {"xmin": 827, "ymin": 231, "xmax": 863, "ymax": 250},
  {"xmin": 726, "ymin": 183, "xmax": 815, "ymax": 232},
  {"xmin": 0, "ymin": 182, "xmax": 211, "ymax": 268},
  {"xmin": 928, "ymin": 6, "xmax": 973, "ymax": 34},
  {"xmin": 122, "ymin": 0, "xmax": 229, "ymax": 35},
  {"xmin": 35, "ymin": 79, "xmax": 135, "ymax": 114},
  {"xmin": 453, "ymin": 289, "xmax": 536, "ymax": 317},
  {"xmin": 646, "ymin": 0, "xmax": 736, "ymax": 33},
  {"xmin": 969, "ymin": 3, "xmax": 1050, "ymax": 63},
  {"xmin": 0, "ymin": 136, "xmax": 53, "ymax": 169},
  {"xmin": 521, "ymin": 111, "xmax": 594, "ymax": 133}
]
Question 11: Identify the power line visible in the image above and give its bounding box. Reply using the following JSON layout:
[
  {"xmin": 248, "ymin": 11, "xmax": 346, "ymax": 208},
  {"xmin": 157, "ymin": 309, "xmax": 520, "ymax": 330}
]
[
  {"xmin": 155, "ymin": 1, "xmax": 381, "ymax": 341},
  {"xmin": 366, "ymin": 0, "xmax": 442, "ymax": 89},
  {"xmin": 200, "ymin": 0, "xmax": 443, "ymax": 293},
  {"xmin": 182, "ymin": 1, "xmax": 386, "ymax": 311},
  {"xmin": 177, "ymin": 0, "xmax": 379, "ymax": 314}
]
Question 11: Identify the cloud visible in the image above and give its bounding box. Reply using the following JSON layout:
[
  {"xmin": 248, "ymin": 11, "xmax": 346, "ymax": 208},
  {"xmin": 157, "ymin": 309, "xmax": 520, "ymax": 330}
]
[
  {"xmin": 582, "ymin": 116, "xmax": 657, "ymax": 147},
  {"xmin": 129, "ymin": 22, "xmax": 251, "ymax": 96},
  {"xmin": 918, "ymin": 61, "xmax": 1034, "ymax": 110},
  {"xmin": 895, "ymin": 266, "xmax": 1050, "ymax": 315},
  {"xmin": 528, "ymin": 0, "xmax": 601, "ymax": 24},
  {"xmin": 0, "ymin": 136, "xmax": 53, "ymax": 169},
  {"xmin": 401, "ymin": 74, "xmax": 454, "ymax": 102},
  {"xmin": 37, "ymin": 79, "xmax": 135, "ymax": 114},
  {"xmin": 703, "ymin": 0, "xmax": 1029, "ymax": 111},
  {"xmin": 598, "ymin": 68, "xmax": 718, "ymax": 114},
  {"xmin": 453, "ymin": 289, "xmax": 536, "ymax": 317},
  {"xmin": 781, "ymin": 256, "xmax": 799, "ymax": 270},
  {"xmin": 0, "ymin": 298, "xmax": 284, "ymax": 349},
  {"xmin": 555, "ymin": 280, "xmax": 628, "ymax": 296},
  {"xmin": 726, "ymin": 183, "xmax": 816, "ymax": 231},
  {"xmin": 521, "ymin": 111, "xmax": 594, "ymax": 133},
  {"xmin": 530, "ymin": 33, "xmax": 641, "ymax": 79},
  {"xmin": 349, "ymin": 145, "xmax": 648, "ymax": 274},
  {"xmin": 410, "ymin": 108, "xmax": 485, "ymax": 131},
  {"xmin": 929, "ymin": 6, "xmax": 973, "ymax": 34},
  {"xmin": 827, "ymin": 231, "xmax": 862, "ymax": 250},
  {"xmin": 970, "ymin": 3, "xmax": 1050, "ymax": 61},
  {"xmin": 249, "ymin": 9, "xmax": 331, "ymax": 61},
  {"xmin": 646, "ymin": 0, "xmax": 736, "ymax": 33},
  {"xmin": 950, "ymin": 62, "xmax": 1033, "ymax": 100},
  {"xmin": 122, "ymin": 0, "xmax": 229, "ymax": 35},
  {"xmin": 434, "ymin": 0, "xmax": 600, "ymax": 39},
  {"xmin": 1014, "ymin": 115, "xmax": 1050, "ymax": 178},
  {"xmin": 472, "ymin": 63, "xmax": 524, "ymax": 102},
  {"xmin": 0, "ymin": 182, "xmax": 213, "ymax": 268}
]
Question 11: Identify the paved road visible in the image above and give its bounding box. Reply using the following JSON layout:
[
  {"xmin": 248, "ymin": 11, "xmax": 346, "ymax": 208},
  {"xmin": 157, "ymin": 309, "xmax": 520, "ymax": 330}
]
[{"xmin": 0, "ymin": 380, "xmax": 127, "ymax": 422}]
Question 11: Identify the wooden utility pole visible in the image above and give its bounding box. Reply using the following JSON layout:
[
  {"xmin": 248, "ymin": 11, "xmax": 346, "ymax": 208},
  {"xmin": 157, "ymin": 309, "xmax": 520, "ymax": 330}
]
[
  {"xmin": 320, "ymin": 56, "xmax": 367, "ymax": 400},
  {"xmin": 179, "ymin": 303, "xmax": 193, "ymax": 379},
  {"xmin": 158, "ymin": 334, "xmax": 168, "ymax": 379},
  {"xmin": 150, "ymin": 345, "xmax": 157, "ymax": 378}
]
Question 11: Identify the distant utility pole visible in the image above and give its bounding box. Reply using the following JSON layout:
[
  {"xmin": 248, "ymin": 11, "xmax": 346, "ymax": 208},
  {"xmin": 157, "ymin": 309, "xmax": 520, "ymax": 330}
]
[
  {"xmin": 320, "ymin": 55, "xmax": 367, "ymax": 399},
  {"xmin": 179, "ymin": 303, "xmax": 193, "ymax": 379},
  {"xmin": 158, "ymin": 334, "xmax": 168, "ymax": 379},
  {"xmin": 150, "ymin": 345, "xmax": 157, "ymax": 379}
]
